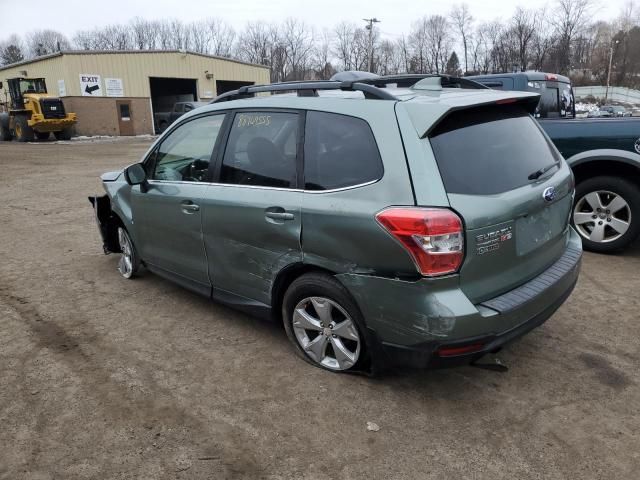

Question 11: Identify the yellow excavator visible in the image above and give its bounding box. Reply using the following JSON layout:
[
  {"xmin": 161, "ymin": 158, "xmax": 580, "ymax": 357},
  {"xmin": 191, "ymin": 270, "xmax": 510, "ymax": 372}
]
[{"xmin": 0, "ymin": 77, "xmax": 77, "ymax": 141}]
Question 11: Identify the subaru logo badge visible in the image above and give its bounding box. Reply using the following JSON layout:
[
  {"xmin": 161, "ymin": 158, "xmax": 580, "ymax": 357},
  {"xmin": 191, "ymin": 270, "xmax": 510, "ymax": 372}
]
[{"xmin": 543, "ymin": 186, "xmax": 556, "ymax": 202}]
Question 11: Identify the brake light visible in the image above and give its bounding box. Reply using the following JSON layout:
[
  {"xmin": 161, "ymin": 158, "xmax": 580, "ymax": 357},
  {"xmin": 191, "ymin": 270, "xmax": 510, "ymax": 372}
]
[{"xmin": 375, "ymin": 208, "xmax": 464, "ymax": 277}]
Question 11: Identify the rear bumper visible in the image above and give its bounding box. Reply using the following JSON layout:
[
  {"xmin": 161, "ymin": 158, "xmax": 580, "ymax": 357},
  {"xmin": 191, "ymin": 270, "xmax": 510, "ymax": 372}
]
[
  {"xmin": 338, "ymin": 227, "xmax": 582, "ymax": 370},
  {"xmin": 382, "ymin": 274, "xmax": 578, "ymax": 369}
]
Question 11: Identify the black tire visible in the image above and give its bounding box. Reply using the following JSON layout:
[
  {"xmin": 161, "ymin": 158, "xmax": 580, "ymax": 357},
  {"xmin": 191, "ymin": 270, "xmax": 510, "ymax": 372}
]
[
  {"xmin": 158, "ymin": 121, "xmax": 168, "ymax": 133},
  {"xmin": 35, "ymin": 131, "xmax": 50, "ymax": 140},
  {"xmin": 0, "ymin": 123, "xmax": 11, "ymax": 141},
  {"xmin": 54, "ymin": 128, "xmax": 72, "ymax": 141},
  {"xmin": 15, "ymin": 116, "xmax": 34, "ymax": 142},
  {"xmin": 573, "ymin": 176, "xmax": 640, "ymax": 253},
  {"xmin": 282, "ymin": 272, "xmax": 369, "ymax": 372}
]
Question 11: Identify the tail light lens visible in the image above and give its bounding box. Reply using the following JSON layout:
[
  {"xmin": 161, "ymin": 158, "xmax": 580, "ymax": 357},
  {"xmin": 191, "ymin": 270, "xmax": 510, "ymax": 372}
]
[{"xmin": 376, "ymin": 207, "xmax": 464, "ymax": 277}]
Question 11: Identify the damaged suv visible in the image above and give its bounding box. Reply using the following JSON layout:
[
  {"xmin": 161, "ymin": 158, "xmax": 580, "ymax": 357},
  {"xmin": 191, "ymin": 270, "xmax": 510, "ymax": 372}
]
[{"xmin": 90, "ymin": 74, "xmax": 582, "ymax": 373}]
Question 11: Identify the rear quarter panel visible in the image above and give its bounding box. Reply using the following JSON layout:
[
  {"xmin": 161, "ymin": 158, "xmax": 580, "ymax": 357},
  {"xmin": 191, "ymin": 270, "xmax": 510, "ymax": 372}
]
[{"xmin": 299, "ymin": 100, "xmax": 420, "ymax": 278}]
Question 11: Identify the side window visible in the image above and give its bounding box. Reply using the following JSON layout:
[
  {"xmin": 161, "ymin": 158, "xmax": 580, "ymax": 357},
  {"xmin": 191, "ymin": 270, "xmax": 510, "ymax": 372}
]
[
  {"xmin": 220, "ymin": 111, "xmax": 299, "ymax": 188},
  {"xmin": 151, "ymin": 114, "xmax": 224, "ymax": 182},
  {"xmin": 303, "ymin": 112, "xmax": 383, "ymax": 191}
]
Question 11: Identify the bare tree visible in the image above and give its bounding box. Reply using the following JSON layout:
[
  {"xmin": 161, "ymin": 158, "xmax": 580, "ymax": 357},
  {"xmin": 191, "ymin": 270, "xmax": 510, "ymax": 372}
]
[
  {"xmin": 409, "ymin": 17, "xmax": 430, "ymax": 73},
  {"xmin": 25, "ymin": 30, "xmax": 70, "ymax": 57},
  {"xmin": 281, "ymin": 18, "xmax": 315, "ymax": 80},
  {"xmin": 311, "ymin": 29, "xmax": 334, "ymax": 79},
  {"xmin": 206, "ymin": 18, "xmax": 236, "ymax": 57},
  {"xmin": 130, "ymin": 17, "xmax": 158, "ymax": 49},
  {"xmin": 189, "ymin": 20, "xmax": 211, "ymax": 53},
  {"xmin": 510, "ymin": 7, "xmax": 537, "ymax": 70},
  {"xmin": 450, "ymin": 3, "xmax": 473, "ymax": 74},
  {"xmin": 551, "ymin": 0, "xmax": 594, "ymax": 73},
  {"xmin": 236, "ymin": 21, "xmax": 272, "ymax": 67},
  {"xmin": 425, "ymin": 15, "xmax": 452, "ymax": 73}
]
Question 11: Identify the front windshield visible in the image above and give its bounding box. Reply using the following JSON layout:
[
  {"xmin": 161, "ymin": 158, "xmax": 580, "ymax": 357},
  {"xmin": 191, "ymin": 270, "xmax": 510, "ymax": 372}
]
[{"xmin": 19, "ymin": 79, "xmax": 47, "ymax": 95}]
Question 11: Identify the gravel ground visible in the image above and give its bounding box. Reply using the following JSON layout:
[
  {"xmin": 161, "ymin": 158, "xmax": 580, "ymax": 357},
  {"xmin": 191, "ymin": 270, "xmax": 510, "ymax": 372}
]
[{"xmin": 0, "ymin": 137, "xmax": 638, "ymax": 479}]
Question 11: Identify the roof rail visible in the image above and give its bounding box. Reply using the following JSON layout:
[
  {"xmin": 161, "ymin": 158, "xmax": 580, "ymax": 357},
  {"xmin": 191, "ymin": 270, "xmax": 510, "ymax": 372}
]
[
  {"xmin": 210, "ymin": 80, "xmax": 398, "ymax": 103},
  {"xmin": 330, "ymin": 71, "xmax": 489, "ymax": 90},
  {"xmin": 356, "ymin": 74, "xmax": 489, "ymax": 90}
]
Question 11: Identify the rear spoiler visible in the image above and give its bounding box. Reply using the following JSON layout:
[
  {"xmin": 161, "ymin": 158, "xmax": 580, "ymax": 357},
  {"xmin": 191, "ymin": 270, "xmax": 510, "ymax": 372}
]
[{"xmin": 403, "ymin": 92, "xmax": 541, "ymax": 138}]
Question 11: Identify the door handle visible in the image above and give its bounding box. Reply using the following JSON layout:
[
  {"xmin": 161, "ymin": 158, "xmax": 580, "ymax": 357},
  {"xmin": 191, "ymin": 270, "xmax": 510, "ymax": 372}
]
[
  {"xmin": 265, "ymin": 207, "xmax": 295, "ymax": 222},
  {"xmin": 265, "ymin": 212, "xmax": 294, "ymax": 220},
  {"xmin": 181, "ymin": 200, "xmax": 200, "ymax": 213}
]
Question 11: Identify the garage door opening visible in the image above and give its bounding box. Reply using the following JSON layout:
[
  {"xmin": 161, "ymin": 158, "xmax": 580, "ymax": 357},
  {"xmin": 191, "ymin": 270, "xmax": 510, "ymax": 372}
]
[
  {"xmin": 216, "ymin": 80, "xmax": 255, "ymax": 96},
  {"xmin": 149, "ymin": 77, "xmax": 198, "ymax": 134}
]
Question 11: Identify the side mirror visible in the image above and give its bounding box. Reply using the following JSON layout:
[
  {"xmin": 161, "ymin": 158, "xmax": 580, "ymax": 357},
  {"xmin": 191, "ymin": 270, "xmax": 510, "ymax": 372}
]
[{"xmin": 124, "ymin": 163, "xmax": 147, "ymax": 186}]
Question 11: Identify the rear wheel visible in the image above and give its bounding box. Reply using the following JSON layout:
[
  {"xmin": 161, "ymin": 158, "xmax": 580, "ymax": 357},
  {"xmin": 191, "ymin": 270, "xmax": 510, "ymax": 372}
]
[
  {"xmin": 35, "ymin": 131, "xmax": 50, "ymax": 140},
  {"xmin": 54, "ymin": 128, "xmax": 72, "ymax": 141},
  {"xmin": 0, "ymin": 124, "xmax": 11, "ymax": 141},
  {"xmin": 282, "ymin": 273, "xmax": 367, "ymax": 372},
  {"xmin": 572, "ymin": 176, "xmax": 640, "ymax": 253},
  {"xmin": 15, "ymin": 116, "xmax": 34, "ymax": 142}
]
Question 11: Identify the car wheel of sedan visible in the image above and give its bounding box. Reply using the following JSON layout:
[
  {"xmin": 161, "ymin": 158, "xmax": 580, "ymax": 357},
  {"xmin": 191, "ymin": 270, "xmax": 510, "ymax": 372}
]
[
  {"xmin": 117, "ymin": 227, "xmax": 140, "ymax": 279},
  {"xmin": 283, "ymin": 273, "xmax": 367, "ymax": 372},
  {"xmin": 573, "ymin": 176, "xmax": 640, "ymax": 253}
]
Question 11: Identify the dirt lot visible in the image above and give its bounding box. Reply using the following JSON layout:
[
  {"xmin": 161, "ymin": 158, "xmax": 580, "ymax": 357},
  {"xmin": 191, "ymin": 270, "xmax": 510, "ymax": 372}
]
[{"xmin": 0, "ymin": 137, "xmax": 638, "ymax": 480}]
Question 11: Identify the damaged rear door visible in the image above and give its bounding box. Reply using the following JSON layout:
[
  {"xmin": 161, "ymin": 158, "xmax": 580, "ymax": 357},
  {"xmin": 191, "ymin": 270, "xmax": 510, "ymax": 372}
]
[{"xmin": 200, "ymin": 110, "xmax": 303, "ymax": 306}]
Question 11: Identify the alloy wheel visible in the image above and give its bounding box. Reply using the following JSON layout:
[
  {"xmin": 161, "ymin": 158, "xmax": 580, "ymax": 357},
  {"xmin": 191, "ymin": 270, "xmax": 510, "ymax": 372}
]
[
  {"xmin": 573, "ymin": 190, "xmax": 631, "ymax": 243},
  {"xmin": 292, "ymin": 296, "xmax": 361, "ymax": 371},
  {"xmin": 117, "ymin": 227, "xmax": 135, "ymax": 278}
]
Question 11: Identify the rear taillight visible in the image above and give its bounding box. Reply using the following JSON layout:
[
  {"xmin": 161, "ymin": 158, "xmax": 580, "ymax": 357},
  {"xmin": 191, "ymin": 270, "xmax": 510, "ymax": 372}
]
[{"xmin": 375, "ymin": 207, "xmax": 464, "ymax": 277}]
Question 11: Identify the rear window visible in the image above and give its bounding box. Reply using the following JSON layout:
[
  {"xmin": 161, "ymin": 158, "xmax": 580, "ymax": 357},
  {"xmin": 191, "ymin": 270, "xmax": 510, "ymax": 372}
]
[
  {"xmin": 304, "ymin": 111, "xmax": 383, "ymax": 190},
  {"xmin": 429, "ymin": 105, "xmax": 560, "ymax": 195}
]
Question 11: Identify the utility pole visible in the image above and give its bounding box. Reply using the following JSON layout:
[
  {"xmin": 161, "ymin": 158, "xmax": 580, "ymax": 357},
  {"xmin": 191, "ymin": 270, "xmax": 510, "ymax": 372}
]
[
  {"xmin": 363, "ymin": 18, "xmax": 381, "ymax": 73},
  {"xmin": 605, "ymin": 39, "xmax": 620, "ymax": 103}
]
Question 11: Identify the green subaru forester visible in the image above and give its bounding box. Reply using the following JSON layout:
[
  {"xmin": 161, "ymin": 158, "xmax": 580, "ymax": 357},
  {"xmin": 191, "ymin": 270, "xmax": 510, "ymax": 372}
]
[{"xmin": 90, "ymin": 74, "xmax": 582, "ymax": 373}]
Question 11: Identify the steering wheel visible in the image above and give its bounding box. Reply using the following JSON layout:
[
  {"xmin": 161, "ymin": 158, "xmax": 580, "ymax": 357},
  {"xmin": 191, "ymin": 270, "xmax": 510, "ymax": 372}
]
[{"xmin": 183, "ymin": 158, "xmax": 209, "ymax": 182}]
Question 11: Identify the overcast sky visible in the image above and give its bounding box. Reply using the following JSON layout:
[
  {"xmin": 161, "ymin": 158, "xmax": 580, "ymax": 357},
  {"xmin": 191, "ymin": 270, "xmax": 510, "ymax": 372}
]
[{"xmin": 0, "ymin": 0, "xmax": 629, "ymax": 41}]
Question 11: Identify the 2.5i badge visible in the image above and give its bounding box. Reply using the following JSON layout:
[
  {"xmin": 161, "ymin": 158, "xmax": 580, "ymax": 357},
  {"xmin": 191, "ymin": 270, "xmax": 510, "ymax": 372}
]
[{"xmin": 475, "ymin": 226, "xmax": 513, "ymax": 255}]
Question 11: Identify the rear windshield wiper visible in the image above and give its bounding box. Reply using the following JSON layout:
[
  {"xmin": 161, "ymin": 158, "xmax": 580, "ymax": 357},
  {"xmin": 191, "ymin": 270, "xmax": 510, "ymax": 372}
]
[{"xmin": 528, "ymin": 161, "xmax": 560, "ymax": 180}]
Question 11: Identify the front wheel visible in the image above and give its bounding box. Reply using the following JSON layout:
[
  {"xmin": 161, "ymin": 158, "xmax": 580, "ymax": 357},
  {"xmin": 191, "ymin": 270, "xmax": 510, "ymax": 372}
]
[
  {"xmin": 572, "ymin": 176, "xmax": 640, "ymax": 253},
  {"xmin": 282, "ymin": 273, "xmax": 368, "ymax": 372},
  {"xmin": 54, "ymin": 128, "xmax": 72, "ymax": 141},
  {"xmin": 15, "ymin": 116, "xmax": 34, "ymax": 142},
  {"xmin": 117, "ymin": 227, "xmax": 140, "ymax": 279}
]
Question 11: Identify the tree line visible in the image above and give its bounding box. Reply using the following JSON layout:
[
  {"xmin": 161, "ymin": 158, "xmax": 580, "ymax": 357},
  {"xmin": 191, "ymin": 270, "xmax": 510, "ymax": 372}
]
[{"xmin": 1, "ymin": 0, "xmax": 639, "ymax": 88}]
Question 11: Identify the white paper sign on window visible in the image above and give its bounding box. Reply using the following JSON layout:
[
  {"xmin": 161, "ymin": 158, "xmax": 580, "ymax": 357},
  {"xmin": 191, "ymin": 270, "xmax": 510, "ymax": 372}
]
[
  {"xmin": 105, "ymin": 78, "xmax": 124, "ymax": 97},
  {"xmin": 58, "ymin": 79, "xmax": 66, "ymax": 97}
]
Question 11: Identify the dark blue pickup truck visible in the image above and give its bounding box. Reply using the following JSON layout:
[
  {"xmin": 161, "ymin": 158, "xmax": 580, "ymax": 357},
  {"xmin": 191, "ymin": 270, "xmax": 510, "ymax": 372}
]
[{"xmin": 469, "ymin": 72, "xmax": 640, "ymax": 253}]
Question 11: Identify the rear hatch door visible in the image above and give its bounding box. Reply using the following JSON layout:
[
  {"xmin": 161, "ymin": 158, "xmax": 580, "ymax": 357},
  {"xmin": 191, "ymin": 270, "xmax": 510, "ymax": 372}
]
[{"xmin": 427, "ymin": 103, "xmax": 574, "ymax": 303}]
